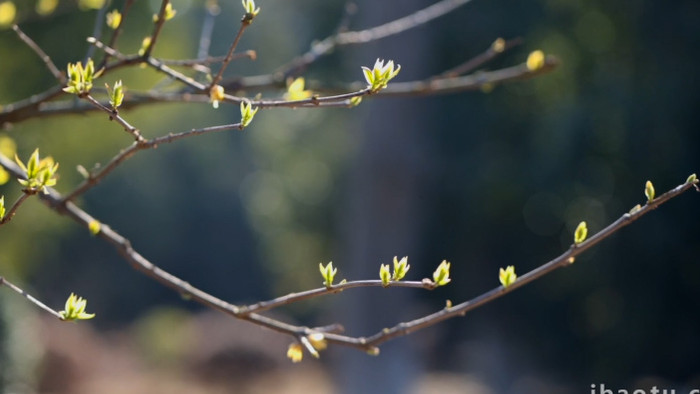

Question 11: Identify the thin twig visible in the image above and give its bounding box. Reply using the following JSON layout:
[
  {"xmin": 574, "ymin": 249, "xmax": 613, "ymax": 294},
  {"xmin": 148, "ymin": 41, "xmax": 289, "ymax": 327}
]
[
  {"xmin": 278, "ymin": 0, "xmax": 475, "ymax": 78},
  {"xmin": 328, "ymin": 179, "xmax": 700, "ymax": 349},
  {"xmin": 0, "ymin": 56, "xmax": 558, "ymax": 124},
  {"xmin": 377, "ymin": 55, "xmax": 559, "ymax": 97},
  {"xmin": 243, "ymin": 280, "xmax": 436, "ymax": 314},
  {"xmin": 60, "ymin": 122, "xmax": 243, "ymax": 203},
  {"xmin": 143, "ymin": 0, "xmax": 171, "ymax": 58},
  {"xmin": 100, "ymin": 0, "xmax": 136, "ymax": 68},
  {"xmin": 82, "ymin": 94, "xmax": 145, "ymax": 141},
  {"xmin": 438, "ymin": 37, "xmax": 523, "ymax": 78},
  {"xmin": 209, "ymin": 19, "xmax": 251, "ymax": 91},
  {"xmin": 0, "ymin": 192, "xmax": 31, "ymax": 225},
  {"xmin": 0, "ymin": 276, "xmax": 64, "ymax": 319},
  {"xmin": 12, "ymin": 25, "xmax": 65, "ymax": 84}
]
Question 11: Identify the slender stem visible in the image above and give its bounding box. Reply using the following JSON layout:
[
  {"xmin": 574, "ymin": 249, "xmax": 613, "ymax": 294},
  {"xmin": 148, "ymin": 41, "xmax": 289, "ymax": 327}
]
[
  {"xmin": 277, "ymin": 0, "xmax": 475, "ymax": 78},
  {"xmin": 12, "ymin": 25, "xmax": 64, "ymax": 83},
  {"xmin": 100, "ymin": 0, "xmax": 136, "ymax": 69},
  {"xmin": 244, "ymin": 280, "xmax": 435, "ymax": 314},
  {"xmin": 0, "ymin": 192, "xmax": 31, "ymax": 225},
  {"xmin": 82, "ymin": 94, "xmax": 145, "ymax": 141},
  {"xmin": 61, "ymin": 122, "xmax": 242, "ymax": 203},
  {"xmin": 350, "ymin": 180, "xmax": 699, "ymax": 348},
  {"xmin": 209, "ymin": 19, "xmax": 251, "ymax": 91},
  {"xmin": 438, "ymin": 37, "xmax": 523, "ymax": 78},
  {"xmin": 143, "ymin": 0, "xmax": 171, "ymax": 58},
  {"xmin": 0, "ymin": 276, "xmax": 64, "ymax": 319},
  {"xmin": 377, "ymin": 56, "xmax": 559, "ymax": 97}
]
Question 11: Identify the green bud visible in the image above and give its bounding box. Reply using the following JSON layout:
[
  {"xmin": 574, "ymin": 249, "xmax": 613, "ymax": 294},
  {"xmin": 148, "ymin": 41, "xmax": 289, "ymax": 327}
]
[
  {"xmin": 499, "ymin": 265, "xmax": 517, "ymax": 288},
  {"xmin": 686, "ymin": 173, "xmax": 697, "ymax": 184},
  {"xmin": 240, "ymin": 101, "xmax": 259, "ymax": 128},
  {"xmin": 574, "ymin": 221, "xmax": 588, "ymax": 245},
  {"xmin": 392, "ymin": 256, "xmax": 410, "ymax": 281},
  {"xmin": 109, "ymin": 80, "xmax": 124, "ymax": 109},
  {"xmin": 644, "ymin": 180, "xmax": 655, "ymax": 202},
  {"xmin": 242, "ymin": 0, "xmax": 260, "ymax": 19},
  {"xmin": 88, "ymin": 220, "xmax": 101, "ymax": 235},
  {"xmin": 59, "ymin": 293, "xmax": 95, "ymax": 321},
  {"xmin": 432, "ymin": 260, "xmax": 451, "ymax": 287},
  {"xmin": 319, "ymin": 261, "xmax": 337, "ymax": 288},
  {"xmin": 379, "ymin": 264, "xmax": 391, "ymax": 287},
  {"xmin": 361, "ymin": 59, "xmax": 401, "ymax": 92}
]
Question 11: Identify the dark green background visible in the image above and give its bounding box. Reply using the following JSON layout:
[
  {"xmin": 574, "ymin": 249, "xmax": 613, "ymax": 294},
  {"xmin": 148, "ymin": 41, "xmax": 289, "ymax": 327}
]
[{"xmin": 1, "ymin": 0, "xmax": 698, "ymax": 393}]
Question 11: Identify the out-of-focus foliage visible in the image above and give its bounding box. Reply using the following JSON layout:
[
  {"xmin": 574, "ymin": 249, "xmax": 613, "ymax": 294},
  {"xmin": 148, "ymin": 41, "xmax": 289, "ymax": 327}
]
[{"xmin": 0, "ymin": 0, "xmax": 698, "ymax": 391}]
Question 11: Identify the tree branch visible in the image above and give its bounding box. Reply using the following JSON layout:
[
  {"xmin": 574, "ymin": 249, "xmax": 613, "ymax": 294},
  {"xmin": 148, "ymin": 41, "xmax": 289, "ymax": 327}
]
[
  {"xmin": 60, "ymin": 122, "xmax": 243, "ymax": 203},
  {"xmin": 0, "ymin": 276, "xmax": 63, "ymax": 319},
  {"xmin": 12, "ymin": 25, "xmax": 64, "ymax": 84},
  {"xmin": 0, "ymin": 192, "xmax": 31, "ymax": 225}
]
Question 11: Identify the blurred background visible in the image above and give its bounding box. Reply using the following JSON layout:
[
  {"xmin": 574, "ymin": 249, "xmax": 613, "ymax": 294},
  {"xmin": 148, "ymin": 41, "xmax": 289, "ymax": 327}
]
[{"xmin": 1, "ymin": 0, "xmax": 699, "ymax": 393}]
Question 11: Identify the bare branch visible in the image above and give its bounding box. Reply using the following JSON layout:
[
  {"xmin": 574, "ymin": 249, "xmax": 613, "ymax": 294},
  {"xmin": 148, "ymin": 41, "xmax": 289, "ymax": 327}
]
[
  {"xmin": 143, "ymin": 0, "xmax": 171, "ymax": 58},
  {"xmin": 60, "ymin": 122, "xmax": 243, "ymax": 203},
  {"xmin": 0, "ymin": 276, "xmax": 63, "ymax": 319},
  {"xmin": 278, "ymin": 0, "xmax": 475, "ymax": 78},
  {"xmin": 12, "ymin": 25, "xmax": 65, "ymax": 84},
  {"xmin": 0, "ymin": 192, "xmax": 31, "ymax": 225},
  {"xmin": 209, "ymin": 17, "xmax": 253, "ymax": 91},
  {"xmin": 100, "ymin": 0, "xmax": 136, "ymax": 68},
  {"xmin": 243, "ymin": 279, "xmax": 436, "ymax": 314},
  {"xmin": 438, "ymin": 37, "xmax": 523, "ymax": 78},
  {"xmin": 82, "ymin": 94, "xmax": 145, "ymax": 142},
  {"xmin": 336, "ymin": 179, "xmax": 700, "ymax": 350}
]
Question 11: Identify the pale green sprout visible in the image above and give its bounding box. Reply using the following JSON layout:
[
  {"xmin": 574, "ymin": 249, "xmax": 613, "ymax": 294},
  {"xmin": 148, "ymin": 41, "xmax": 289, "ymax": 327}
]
[
  {"xmin": 319, "ymin": 261, "xmax": 337, "ymax": 288},
  {"xmin": 687, "ymin": 173, "xmax": 697, "ymax": 184},
  {"xmin": 574, "ymin": 221, "xmax": 588, "ymax": 245},
  {"xmin": 14, "ymin": 149, "xmax": 59, "ymax": 193},
  {"xmin": 362, "ymin": 58, "xmax": 401, "ymax": 92},
  {"xmin": 499, "ymin": 265, "xmax": 517, "ymax": 288},
  {"xmin": 60, "ymin": 293, "xmax": 95, "ymax": 321},
  {"xmin": 240, "ymin": 101, "xmax": 259, "ymax": 128},
  {"xmin": 379, "ymin": 264, "xmax": 391, "ymax": 287},
  {"xmin": 526, "ymin": 50, "xmax": 545, "ymax": 71},
  {"xmin": 108, "ymin": 80, "xmax": 124, "ymax": 109},
  {"xmin": 284, "ymin": 77, "xmax": 313, "ymax": 101},
  {"xmin": 0, "ymin": 167, "xmax": 9, "ymax": 185},
  {"xmin": 0, "ymin": 195, "xmax": 5, "ymax": 220},
  {"xmin": 138, "ymin": 37, "xmax": 152, "ymax": 56},
  {"xmin": 106, "ymin": 9, "xmax": 121, "ymax": 29},
  {"xmin": 88, "ymin": 220, "xmax": 101, "ymax": 235},
  {"xmin": 349, "ymin": 96, "xmax": 363, "ymax": 107},
  {"xmin": 242, "ymin": 0, "xmax": 260, "ymax": 18},
  {"xmin": 432, "ymin": 260, "xmax": 451, "ymax": 287},
  {"xmin": 63, "ymin": 58, "xmax": 102, "ymax": 95},
  {"xmin": 645, "ymin": 180, "xmax": 655, "ymax": 202},
  {"xmin": 392, "ymin": 256, "xmax": 410, "ymax": 281},
  {"xmin": 153, "ymin": 3, "xmax": 176, "ymax": 22}
]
